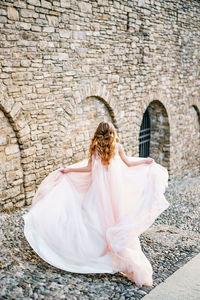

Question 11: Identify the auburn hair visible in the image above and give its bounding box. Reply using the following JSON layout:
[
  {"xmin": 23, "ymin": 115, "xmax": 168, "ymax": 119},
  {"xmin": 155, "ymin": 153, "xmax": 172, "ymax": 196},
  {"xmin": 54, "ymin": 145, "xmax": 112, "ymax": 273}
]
[{"xmin": 89, "ymin": 122, "xmax": 117, "ymax": 166}]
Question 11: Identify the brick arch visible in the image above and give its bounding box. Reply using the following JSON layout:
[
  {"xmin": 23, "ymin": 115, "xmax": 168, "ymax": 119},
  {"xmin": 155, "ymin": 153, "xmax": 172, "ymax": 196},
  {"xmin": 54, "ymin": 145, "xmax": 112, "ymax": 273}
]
[{"xmin": 0, "ymin": 99, "xmax": 33, "ymax": 209}]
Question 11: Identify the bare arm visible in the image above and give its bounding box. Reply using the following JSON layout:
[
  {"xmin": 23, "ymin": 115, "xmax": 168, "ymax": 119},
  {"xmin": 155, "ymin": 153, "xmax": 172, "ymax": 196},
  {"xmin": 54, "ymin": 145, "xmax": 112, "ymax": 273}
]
[
  {"xmin": 60, "ymin": 157, "xmax": 92, "ymax": 174},
  {"xmin": 118, "ymin": 144, "xmax": 153, "ymax": 167}
]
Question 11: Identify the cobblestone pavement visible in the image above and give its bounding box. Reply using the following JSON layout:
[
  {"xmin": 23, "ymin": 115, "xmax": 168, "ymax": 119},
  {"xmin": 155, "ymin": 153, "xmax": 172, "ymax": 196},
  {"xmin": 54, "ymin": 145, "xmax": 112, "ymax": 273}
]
[{"xmin": 0, "ymin": 176, "xmax": 200, "ymax": 300}]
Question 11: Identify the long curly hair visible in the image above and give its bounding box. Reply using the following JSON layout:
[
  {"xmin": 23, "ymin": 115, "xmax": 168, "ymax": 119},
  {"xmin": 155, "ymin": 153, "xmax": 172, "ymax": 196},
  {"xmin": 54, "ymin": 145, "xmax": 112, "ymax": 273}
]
[{"xmin": 89, "ymin": 122, "xmax": 117, "ymax": 166}]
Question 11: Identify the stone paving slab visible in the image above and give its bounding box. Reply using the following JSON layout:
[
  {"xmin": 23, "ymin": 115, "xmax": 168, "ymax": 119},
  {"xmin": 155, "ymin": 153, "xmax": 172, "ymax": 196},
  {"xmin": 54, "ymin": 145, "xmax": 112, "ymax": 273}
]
[{"xmin": 142, "ymin": 253, "xmax": 200, "ymax": 300}]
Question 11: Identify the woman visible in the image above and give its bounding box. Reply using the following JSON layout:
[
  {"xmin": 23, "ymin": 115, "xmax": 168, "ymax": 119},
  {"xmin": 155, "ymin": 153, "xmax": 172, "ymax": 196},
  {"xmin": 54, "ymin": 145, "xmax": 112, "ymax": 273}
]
[{"xmin": 23, "ymin": 122, "xmax": 169, "ymax": 287}]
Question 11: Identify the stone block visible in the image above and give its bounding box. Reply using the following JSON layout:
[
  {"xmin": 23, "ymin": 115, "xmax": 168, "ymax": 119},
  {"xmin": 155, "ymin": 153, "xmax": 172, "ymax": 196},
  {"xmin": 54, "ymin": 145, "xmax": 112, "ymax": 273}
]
[
  {"xmin": 8, "ymin": 7, "xmax": 19, "ymax": 20},
  {"xmin": 5, "ymin": 144, "xmax": 19, "ymax": 155},
  {"xmin": 3, "ymin": 202, "xmax": 14, "ymax": 210},
  {"xmin": 58, "ymin": 53, "xmax": 68, "ymax": 60},
  {"xmin": 15, "ymin": 200, "xmax": 25, "ymax": 208},
  {"xmin": 78, "ymin": 2, "xmax": 92, "ymax": 13},
  {"xmin": 47, "ymin": 15, "xmax": 58, "ymax": 26},
  {"xmin": 24, "ymin": 173, "xmax": 36, "ymax": 182},
  {"xmin": 73, "ymin": 31, "xmax": 86, "ymax": 40},
  {"xmin": 143, "ymin": 8, "xmax": 151, "ymax": 15},
  {"xmin": 37, "ymin": 40, "xmax": 48, "ymax": 50},
  {"xmin": 31, "ymin": 25, "xmax": 42, "ymax": 31},
  {"xmin": 6, "ymin": 171, "xmax": 17, "ymax": 182},
  {"xmin": 20, "ymin": 9, "xmax": 37, "ymax": 18},
  {"xmin": 15, "ymin": 116, "xmax": 27, "ymax": 130},
  {"xmin": 0, "ymin": 9, "xmax": 7, "ymax": 15},
  {"xmin": 26, "ymin": 190, "xmax": 36, "ymax": 199},
  {"xmin": 21, "ymin": 86, "xmax": 33, "ymax": 94},
  {"xmin": 43, "ymin": 26, "xmax": 55, "ymax": 33},
  {"xmin": 138, "ymin": 0, "xmax": 146, "ymax": 7},
  {"xmin": 17, "ymin": 22, "xmax": 31, "ymax": 30},
  {"xmin": 21, "ymin": 147, "xmax": 36, "ymax": 157},
  {"xmin": 27, "ymin": 0, "xmax": 41, "ymax": 6},
  {"xmin": 10, "ymin": 102, "xmax": 22, "ymax": 119},
  {"xmin": 8, "ymin": 86, "xmax": 20, "ymax": 93},
  {"xmin": 49, "ymin": 10, "xmax": 60, "ymax": 16},
  {"xmin": 20, "ymin": 59, "xmax": 31, "ymax": 67},
  {"xmin": 98, "ymin": 0, "xmax": 108, "ymax": 5},
  {"xmin": 37, "ymin": 87, "xmax": 50, "ymax": 93},
  {"xmin": 13, "ymin": 0, "xmax": 26, "ymax": 8},
  {"xmin": 41, "ymin": 0, "xmax": 52, "ymax": 9},
  {"xmin": 0, "ymin": 16, "xmax": 7, "ymax": 23},
  {"xmin": 60, "ymin": 0, "xmax": 70, "ymax": 8},
  {"xmin": 0, "ymin": 136, "xmax": 7, "ymax": 146},
  {"xmin": 20, "ymin": 125, "xmax": 31, "ymax": 136},
  {"xmin": 59, "ymin": 29, "xmax": 71, "ymax": 38}
]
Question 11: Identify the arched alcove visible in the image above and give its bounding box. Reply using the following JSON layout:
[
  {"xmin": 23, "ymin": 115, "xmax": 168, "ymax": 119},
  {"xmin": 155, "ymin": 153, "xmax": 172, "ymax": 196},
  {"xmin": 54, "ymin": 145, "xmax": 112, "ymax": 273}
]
[
  {"xmin": 192, "ymin": 105, "xmax": 200, "ymax": 134},
  {"xmin": 62, "ymin": 96, "xmax": 116, "ymax": 163},
  {"xmin": 182, "ymin": 105, "xmax": 200, "ymax": 176},
  {"xmin": 0, "ymin": 109, "xmax": 24, "ymax": 211},
  {"xmin": 139, "ymin": 100, "xmax": 170, "ymax": 170}
]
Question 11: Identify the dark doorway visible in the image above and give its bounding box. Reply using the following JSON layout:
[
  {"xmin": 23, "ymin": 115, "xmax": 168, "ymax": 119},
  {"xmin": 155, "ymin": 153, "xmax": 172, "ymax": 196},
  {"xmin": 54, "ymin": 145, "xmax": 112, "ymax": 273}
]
[{"xmin": 139, "ymin": 109, "xmax": 150, "ymax": 157}]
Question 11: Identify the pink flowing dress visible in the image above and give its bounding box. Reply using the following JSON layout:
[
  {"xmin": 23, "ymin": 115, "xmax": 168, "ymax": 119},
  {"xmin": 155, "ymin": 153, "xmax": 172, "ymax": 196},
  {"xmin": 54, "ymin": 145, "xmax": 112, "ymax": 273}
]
[{"xmin": 23, "ymin": 147, "xmax": 169, "ymax": 287}]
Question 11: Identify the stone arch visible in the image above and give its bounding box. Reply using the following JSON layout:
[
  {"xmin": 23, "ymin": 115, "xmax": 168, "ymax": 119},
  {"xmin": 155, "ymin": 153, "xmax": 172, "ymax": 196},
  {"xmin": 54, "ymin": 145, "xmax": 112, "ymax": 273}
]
[
  {"xmin": 182, "ymin": 104, "xmax": 200, "ymax": 177},
  {"xmin": 61, "ymin": 95, "xmax": 117, "ymax": 164},
  {"xmin": 0, "ymin": 108, "xmax": 24, "ymax": 210},
  {"xmin": 139, "ymin": 100, "xmax": 170, "ymax": 170},
  {"xmin": 75, "ymin": 81, "xmax": 118, "ymax": 119},
  {"xmin": 185, "ymin": 95, "xmax": 200, "ymax": 115},
  {"xmin": 62, "ymin": 81, "xmax": 118, "ymax": 127},
  {"xmin": 138, "ymin": 92, "xmax": 172, "ymax": 126},
  {"xmin": 0, "ymin": 98, "xmax": 33, "ymax": 209},
  {"xmin": 192, "ymin": 105, "xmax": 200, "ymax": 134},
  {"xmin": 84, "ymin": 95, "xmax": 118, "ymax": 129}
]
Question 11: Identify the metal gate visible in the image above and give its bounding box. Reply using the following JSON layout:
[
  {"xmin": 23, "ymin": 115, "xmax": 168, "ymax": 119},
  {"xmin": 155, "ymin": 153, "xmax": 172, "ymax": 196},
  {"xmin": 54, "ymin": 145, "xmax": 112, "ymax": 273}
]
[{"xmin": 139, "ymin": 109, "xmax": 150, "ymax": 157}]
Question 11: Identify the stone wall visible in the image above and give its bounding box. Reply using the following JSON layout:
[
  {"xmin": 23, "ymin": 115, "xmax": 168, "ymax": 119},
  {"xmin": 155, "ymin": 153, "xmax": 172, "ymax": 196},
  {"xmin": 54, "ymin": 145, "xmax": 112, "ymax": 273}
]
[{"xmin": 0, "ymin": 0, "xmax": 199, "ymax": 210}]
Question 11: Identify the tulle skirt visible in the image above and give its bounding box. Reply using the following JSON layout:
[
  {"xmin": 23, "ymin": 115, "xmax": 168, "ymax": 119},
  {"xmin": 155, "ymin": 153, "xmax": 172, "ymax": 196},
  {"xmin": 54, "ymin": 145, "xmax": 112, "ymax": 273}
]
[{"xmin": 23, "ymin": 154, "xmax": 169, "ymax": 287}]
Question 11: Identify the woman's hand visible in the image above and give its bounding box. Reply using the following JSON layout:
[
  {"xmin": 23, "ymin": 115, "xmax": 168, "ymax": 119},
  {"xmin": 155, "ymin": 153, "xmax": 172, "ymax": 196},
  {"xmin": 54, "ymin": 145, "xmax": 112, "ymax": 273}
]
[
  {"xmin": 145, "ymin": 158, "xmax": 154, "ymax": 164},
  {"xmin": 60, "ymin": 167, "xmax": 71, "ymax": 174}
]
